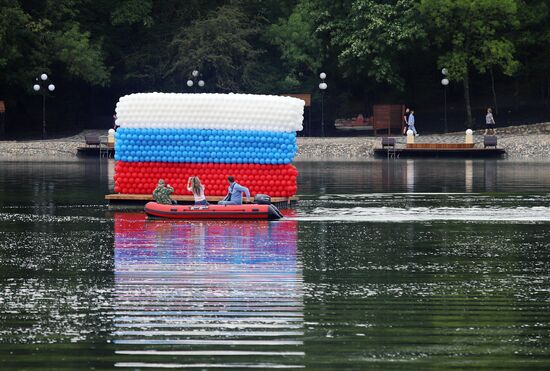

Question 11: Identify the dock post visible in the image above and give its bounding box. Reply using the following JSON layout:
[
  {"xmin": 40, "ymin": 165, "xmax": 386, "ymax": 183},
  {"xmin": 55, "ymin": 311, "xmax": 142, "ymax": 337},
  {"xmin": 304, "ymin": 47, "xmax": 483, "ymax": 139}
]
[
  {"xmin": 465, "ymin": 129, "xmax": 473, "ymax": 144},
  {"xmin": 406, "ymin": 130, "xmax": 414, "ymax": 145}
]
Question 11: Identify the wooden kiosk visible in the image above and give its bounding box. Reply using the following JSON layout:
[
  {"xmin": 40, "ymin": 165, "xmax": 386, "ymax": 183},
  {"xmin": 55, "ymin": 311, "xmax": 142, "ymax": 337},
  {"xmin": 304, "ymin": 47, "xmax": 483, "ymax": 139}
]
[{"xmin": 373, "ymin": 104, "xmax": 404, "ymax": 136}]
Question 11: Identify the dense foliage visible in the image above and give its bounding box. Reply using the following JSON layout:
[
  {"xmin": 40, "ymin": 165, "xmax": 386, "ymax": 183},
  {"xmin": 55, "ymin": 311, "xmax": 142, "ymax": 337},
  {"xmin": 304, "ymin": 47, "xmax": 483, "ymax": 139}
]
[
  {"xmin": 0, "ymin": 0, "xmax": 549, "ymax": 134},
  {"xmin": 419, "ymin": 0, "xmax": 519, "ymax": 126}
]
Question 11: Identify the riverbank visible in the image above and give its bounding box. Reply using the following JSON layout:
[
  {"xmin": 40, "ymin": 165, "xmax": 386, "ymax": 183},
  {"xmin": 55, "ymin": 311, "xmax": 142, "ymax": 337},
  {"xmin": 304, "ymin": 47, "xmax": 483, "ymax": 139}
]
[
  {"xmin": 296, "ymin": 122, "xmax": 550, "ymax": 161},
  {"xmin": 0, "ymin": 131, "xmax": 93, "ymax": 161},
  {"xmin": 0, "ymin": 123, "xmax": 549, "ymax": 161}
]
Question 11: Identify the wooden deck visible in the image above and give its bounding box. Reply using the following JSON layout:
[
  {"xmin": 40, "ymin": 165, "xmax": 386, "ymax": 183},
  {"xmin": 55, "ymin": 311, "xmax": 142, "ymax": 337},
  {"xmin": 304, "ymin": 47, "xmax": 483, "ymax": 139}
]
[
  {"xmin": 406, "ymin": 143, "xmax": 475, "ymax": 149},
  {"xmin": 77, "ymin": 146, "xmax": 114, "ymax": 157},
  {"xmin": 105, "ymin": 193, "xmax": 298, "ymax": 209},
  {"xmin": 374, "ymin": 147, "xmax": 506, "ymax": 158}
]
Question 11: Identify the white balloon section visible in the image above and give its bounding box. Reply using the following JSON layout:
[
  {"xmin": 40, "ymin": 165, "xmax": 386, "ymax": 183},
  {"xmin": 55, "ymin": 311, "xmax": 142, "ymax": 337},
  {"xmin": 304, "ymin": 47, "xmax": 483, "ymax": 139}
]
[{"xmin": 115, "ymin": 93, "xmax": 304, "ymax": 132}]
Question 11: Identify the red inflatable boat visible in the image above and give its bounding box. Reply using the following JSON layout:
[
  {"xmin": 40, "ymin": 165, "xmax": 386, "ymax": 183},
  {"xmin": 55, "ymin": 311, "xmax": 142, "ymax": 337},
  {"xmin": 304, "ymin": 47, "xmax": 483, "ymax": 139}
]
[{"xmin": 144, "ymin": 202, "xmax": 284, "ymax": 220}]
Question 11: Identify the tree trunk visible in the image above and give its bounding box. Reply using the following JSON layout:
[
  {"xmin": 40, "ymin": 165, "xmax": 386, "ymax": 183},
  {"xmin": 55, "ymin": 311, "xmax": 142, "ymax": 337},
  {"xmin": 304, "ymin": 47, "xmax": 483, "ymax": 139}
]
[
  {"xmin": 463, "ymin": 70, "xmax": 473, "ymax": 128},
  {"xmin": 0, "ymin": 113, "xmax": 5, "ymax": 140},
  {"xmin": 490, "ymin": 67, "xmax": 498, "ymax": 114}
]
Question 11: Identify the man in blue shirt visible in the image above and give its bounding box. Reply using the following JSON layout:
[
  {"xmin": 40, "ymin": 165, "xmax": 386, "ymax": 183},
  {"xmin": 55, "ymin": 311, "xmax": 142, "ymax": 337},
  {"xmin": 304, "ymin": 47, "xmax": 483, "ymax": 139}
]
[
  {"xmin": 407, "ymin": 109, "xmax": 419, "ymax": 136},
  {"xmin": 218, "ymin": 176, "xmax": 251, "ymax": 205}
]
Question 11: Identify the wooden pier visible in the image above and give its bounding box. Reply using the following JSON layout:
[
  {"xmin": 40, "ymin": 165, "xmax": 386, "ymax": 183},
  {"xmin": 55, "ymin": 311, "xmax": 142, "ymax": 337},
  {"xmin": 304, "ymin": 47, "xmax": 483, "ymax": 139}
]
[
  {"xmin": 105, "ymin": 194, "xmax": 298, "ymax": 209},
  {"xmin": 77, "ymin": 136, "xmax": 115, "ymax": 157},
  {"xmin": 77, "ymin": 146, "xmax": 115, "ymax": 157},
  {"xmin": 375, "ymin": 142, "xmax": 506, "ymax": 159}
]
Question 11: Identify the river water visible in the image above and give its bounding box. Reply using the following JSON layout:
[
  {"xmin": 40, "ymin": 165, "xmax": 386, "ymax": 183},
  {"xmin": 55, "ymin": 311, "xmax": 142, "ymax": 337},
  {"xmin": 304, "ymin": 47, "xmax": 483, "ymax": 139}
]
[{"xmin": 0, "ymin": 159, "xmax": 549, "ymax": 369}]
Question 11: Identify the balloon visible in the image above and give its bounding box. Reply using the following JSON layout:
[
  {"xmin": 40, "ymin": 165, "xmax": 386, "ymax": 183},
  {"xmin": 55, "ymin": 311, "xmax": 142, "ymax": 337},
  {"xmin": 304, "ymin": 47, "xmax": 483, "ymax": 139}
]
[{"xmin": 115, "ymin": 125, "xmax": 300, "ymax": 194}]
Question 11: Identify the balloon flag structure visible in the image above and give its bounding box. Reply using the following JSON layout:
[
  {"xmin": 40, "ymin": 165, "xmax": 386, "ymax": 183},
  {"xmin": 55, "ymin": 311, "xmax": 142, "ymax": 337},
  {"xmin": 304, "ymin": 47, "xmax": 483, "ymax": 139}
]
[{"xmin": 113, "ymin": 93, "xmax": 304, "ymax": 197}]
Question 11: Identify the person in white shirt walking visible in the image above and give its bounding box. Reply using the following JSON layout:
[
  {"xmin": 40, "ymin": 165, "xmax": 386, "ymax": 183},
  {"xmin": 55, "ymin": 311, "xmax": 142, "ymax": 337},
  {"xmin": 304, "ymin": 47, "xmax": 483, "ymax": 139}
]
[{"xmin": 485, "ymin": 108, "xmax": 496, "ymax": 135}]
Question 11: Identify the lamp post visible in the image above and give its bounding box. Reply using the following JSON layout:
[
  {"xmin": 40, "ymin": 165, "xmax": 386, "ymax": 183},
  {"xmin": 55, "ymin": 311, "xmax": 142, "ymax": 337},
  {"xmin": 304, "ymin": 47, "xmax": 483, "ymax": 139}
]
[
  {"xmin": 33, "ymin": 73, "xmax": 55, "ymax": 140},
  {"xmin": 319, "ymin": 72, "xmax": 327, "ymax": 137},
  {"xmin": 441, "ymin": 68, "xmax": 449, "ymax": 134},
  {"xmin": 187, "ymin": 70, "xmax": 205, "ymax": 90}
]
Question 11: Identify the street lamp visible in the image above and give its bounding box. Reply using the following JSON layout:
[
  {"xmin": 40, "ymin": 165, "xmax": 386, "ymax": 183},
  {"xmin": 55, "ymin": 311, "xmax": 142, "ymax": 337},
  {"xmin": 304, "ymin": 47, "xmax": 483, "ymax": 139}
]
[
  {"xmin": 187, "ymin": 70, "xmax": 205, "ymax": 90},
  {"xmin": 319, "ymin": 72, "xmax": 327, "ymax": 137},
  {"xmin": 441, "ymin": 68, "xmax": 449, "ymax": 133},
  {"xmin": 33, "ymin": 73, "xmax": 55, "ymax": 139}
]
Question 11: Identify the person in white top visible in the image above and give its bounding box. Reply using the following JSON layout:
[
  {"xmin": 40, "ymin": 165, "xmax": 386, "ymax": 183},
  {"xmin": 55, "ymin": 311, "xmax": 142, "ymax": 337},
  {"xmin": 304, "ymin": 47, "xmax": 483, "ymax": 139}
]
[
  {"xmin": 187, "ymin": 176, "xmax": 208, "ymax": 205},
  {"xmin": 485, "ymin": 108, "xmax": 496, "ymax": 135}
]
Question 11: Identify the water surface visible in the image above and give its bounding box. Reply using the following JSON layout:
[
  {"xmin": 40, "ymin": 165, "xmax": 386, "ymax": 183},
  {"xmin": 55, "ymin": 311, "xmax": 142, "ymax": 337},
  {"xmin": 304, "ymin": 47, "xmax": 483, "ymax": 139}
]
[{"xmin": 0, "ymin": 159, "xmax": 549, "ymax": 369}]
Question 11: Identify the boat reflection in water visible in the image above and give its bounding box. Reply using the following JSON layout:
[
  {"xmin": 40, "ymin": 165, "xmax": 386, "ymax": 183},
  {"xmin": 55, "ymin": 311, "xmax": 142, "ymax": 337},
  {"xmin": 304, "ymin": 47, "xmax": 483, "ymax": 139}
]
[{"xmin": 112, "ymin": 213, "xmax": 303, "ymax": 369}]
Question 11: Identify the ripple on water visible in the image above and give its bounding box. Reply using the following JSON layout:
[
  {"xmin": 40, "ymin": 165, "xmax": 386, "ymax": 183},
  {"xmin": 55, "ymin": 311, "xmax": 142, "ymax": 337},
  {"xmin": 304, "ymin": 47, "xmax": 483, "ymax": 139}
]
[
  {"xmin": 294, "ymin": 193, "xmax": 550, "ymax": 222},
  {"xmin": 295, "ymin": 219, "xmax": 550, "ymax": 368},
  {"xmin": 2, "ymin": 160, "xmax": 550, "ymax": 368}
]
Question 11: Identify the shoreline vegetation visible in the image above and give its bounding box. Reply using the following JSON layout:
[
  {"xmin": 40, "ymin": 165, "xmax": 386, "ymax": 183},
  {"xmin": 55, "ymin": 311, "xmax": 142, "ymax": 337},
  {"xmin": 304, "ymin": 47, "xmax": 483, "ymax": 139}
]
[{"xmin": 0, "ymin": 122, "xmax": 549, "ymax": 161}]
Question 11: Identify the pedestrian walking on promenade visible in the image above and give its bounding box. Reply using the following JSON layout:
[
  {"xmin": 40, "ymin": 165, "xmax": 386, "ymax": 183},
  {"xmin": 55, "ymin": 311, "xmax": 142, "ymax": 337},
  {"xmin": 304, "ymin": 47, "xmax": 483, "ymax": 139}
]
[
  {"xmin": 408, "ymin": 109, "xmax": 418, "ymax": 136},
  {"xmin": 403, "ymin": 107, "xmax": 410, "ymax": 135},
  {"xmin": 485, "ymin": 108, "xmax": 496, "ymax": 135}
]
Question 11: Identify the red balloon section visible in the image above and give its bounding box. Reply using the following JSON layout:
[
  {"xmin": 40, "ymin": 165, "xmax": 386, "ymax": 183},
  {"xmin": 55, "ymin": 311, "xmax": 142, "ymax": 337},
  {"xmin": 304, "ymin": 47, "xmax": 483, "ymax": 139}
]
[{"xmin": 114, "ymin": 162, "xmax": 298, "ymax": 197}]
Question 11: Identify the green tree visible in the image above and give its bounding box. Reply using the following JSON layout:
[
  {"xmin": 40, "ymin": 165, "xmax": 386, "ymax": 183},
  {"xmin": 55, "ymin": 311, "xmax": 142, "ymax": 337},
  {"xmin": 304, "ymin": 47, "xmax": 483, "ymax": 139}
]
[
  {"xmin": 0, "ymin": 0, "xmax": 34, "ymax": 87},
  {"xmin": 103, "ymin": 0, "xmax": 211, "ymax": 89},
  {"xmin": 0, "ymin": 0, "xmax": 110, "ymax": 89},
  {"xmin": 266, "ymin": 0, "xmax": 323, "ymax": 89},
  {"xmin": 110, "ymin": 0, "xmax": 154, "ymax": 27},
  {"xmin": 419, "ymin": 0, "xmax": 519, "ymax": 127},
  {"xmin": 319, "ymin": 0, "xmax": 424, "ymax": 89},
  {"xmin": 164, "ymin": 5, "xmax": 264, "ymax": 93},
  {"xmin": 514, "ymin": 0, "xmax": 550, "ymax": 107}
]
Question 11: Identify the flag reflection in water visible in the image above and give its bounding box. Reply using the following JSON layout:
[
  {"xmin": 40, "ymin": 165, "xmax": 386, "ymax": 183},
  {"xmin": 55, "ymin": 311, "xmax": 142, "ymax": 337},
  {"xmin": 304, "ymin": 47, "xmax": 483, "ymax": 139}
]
[{"xmin": 112, "ymin": 213, "xmax": 303, "ymax": 369}]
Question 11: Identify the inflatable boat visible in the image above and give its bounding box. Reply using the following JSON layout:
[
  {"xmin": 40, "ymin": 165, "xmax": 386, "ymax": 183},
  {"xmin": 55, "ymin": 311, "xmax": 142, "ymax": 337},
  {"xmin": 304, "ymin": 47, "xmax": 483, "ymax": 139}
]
[{"xmin": 144, "ymin": 202, "xmax": 284, "ymax": 220}]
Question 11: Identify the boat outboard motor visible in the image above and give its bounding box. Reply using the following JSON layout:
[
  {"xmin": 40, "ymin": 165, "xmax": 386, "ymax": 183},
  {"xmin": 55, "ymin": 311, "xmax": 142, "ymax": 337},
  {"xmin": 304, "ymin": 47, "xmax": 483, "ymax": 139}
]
[
  {"xmin": 254, "ymin": 194, "xmax": 271, "ymax": 205},
  {"xmin": 267, "ymin": 205, "xmax": 284, "ymax": 219}
]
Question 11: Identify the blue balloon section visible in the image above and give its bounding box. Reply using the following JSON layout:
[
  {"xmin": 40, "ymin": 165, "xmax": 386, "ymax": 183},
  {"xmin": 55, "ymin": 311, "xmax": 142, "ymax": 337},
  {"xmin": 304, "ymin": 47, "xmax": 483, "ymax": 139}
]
[{"xmin": 115, "ymin": 128, "xmax": 298, "ymax": 164}]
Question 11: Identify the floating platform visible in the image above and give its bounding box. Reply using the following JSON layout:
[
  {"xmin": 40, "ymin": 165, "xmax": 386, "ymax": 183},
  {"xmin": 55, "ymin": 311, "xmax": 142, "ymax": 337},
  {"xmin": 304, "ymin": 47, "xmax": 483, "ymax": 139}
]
[
  {"xmin": 105, "ymin": 194, "xmax": 298, "ymax": 209},
  {"xmin": 77, "ymin": 146, "xmax": 115, "ymax": 157},
  {"xmin": 374, "ymin": 146, "xmax": 506, "ymax": 159},
  {"xmin": 406, "ymin": 143, "xmax": 475, "ymax": 149}
]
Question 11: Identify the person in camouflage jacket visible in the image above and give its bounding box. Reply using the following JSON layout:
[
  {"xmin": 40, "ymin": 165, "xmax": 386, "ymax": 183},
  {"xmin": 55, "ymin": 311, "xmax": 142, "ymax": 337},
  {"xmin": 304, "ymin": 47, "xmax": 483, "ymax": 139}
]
[{"xmin": 153, "ymin": 179, "xmax": 176, "ymax": 205}]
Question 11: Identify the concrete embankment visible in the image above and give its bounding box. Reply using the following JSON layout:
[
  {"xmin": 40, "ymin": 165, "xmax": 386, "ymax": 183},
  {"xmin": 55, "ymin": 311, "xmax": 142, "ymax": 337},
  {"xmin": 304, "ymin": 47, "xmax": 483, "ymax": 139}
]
[
  {"xmin": 1, "ymin": 123, "xmax": 549, "ymax": 161},
  {"xmin": 295, "ymin": 122, "xmax": 550, "ymax": 161}
]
